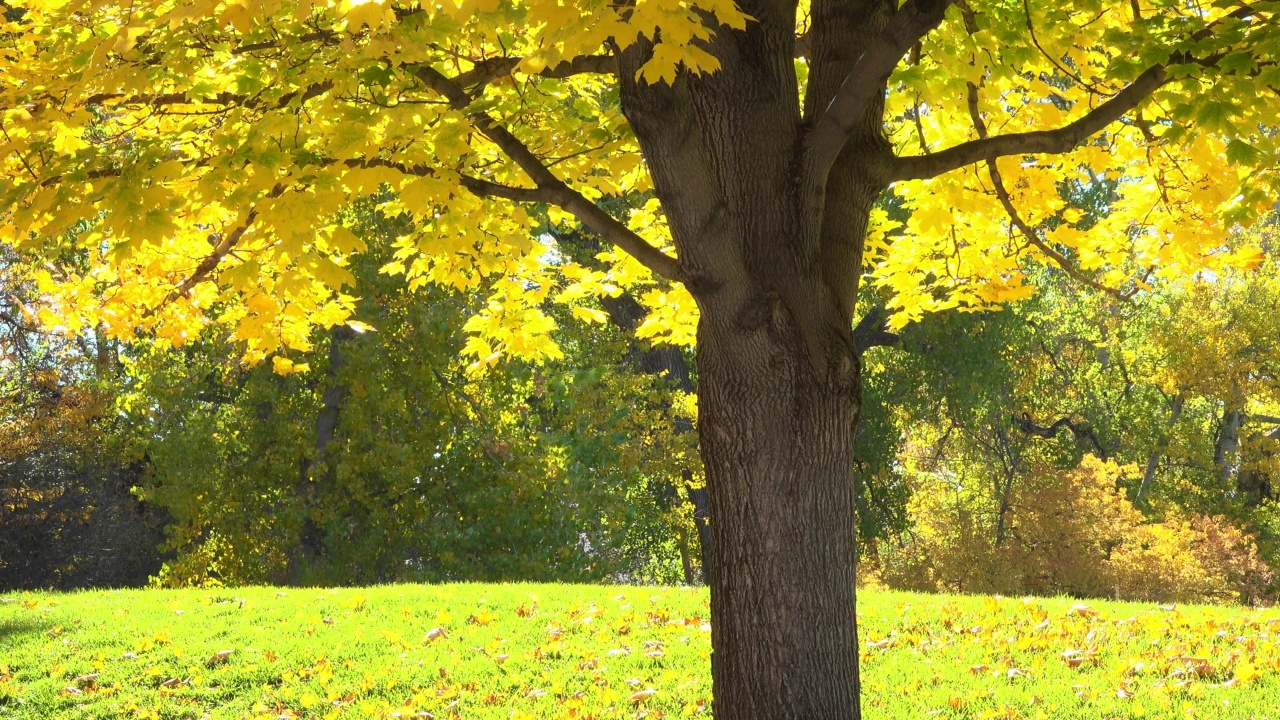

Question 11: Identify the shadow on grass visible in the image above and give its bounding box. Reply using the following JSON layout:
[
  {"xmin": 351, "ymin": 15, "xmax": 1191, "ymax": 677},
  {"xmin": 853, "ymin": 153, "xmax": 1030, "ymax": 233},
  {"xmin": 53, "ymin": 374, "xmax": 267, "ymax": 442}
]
[{"xmin": 0, "ymin": 615, "xmax": 55, "ymax": 647}]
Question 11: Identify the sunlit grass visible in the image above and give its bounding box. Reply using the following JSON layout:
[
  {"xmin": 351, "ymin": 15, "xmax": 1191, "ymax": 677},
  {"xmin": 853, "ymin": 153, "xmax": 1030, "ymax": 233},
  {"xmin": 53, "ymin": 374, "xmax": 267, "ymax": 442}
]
[{"xmin": 2, "ymin": 584, "xmax": 1279, "ymax": 718}]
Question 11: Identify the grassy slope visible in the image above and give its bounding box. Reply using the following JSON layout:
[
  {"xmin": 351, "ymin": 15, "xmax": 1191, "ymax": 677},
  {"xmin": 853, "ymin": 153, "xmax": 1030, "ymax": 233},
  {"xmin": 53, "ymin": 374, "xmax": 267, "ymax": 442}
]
[{"xmin": 1, "ymin": 584, "xmax": 1278, "ymax": 719}]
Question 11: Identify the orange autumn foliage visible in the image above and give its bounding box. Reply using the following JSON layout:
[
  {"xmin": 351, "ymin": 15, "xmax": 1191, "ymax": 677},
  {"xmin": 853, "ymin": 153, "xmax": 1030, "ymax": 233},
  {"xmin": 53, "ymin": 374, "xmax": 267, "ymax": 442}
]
[{"xmin": 869, "ymin": 456, "xmax": 1275, "ymax": 605}]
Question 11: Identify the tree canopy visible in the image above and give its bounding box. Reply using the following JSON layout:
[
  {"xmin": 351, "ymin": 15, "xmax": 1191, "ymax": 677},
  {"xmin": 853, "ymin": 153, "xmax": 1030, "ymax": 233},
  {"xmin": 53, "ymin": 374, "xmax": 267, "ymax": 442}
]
[{"xmin": 2, "ymin": 0, "xmax": 1274, "ymax": 359}]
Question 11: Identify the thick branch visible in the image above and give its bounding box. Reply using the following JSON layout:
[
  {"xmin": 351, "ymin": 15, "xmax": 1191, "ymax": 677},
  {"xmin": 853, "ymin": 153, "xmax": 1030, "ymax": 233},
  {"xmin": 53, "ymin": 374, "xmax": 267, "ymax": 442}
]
[
  {"xmin": 892, "ymin": 64, "xmax": 1167, "ymax": 182},
  {"xmin": 890, "ymin": 4, "xmax": 1268, "ymax": 182},
  {"xmin": 412, "ymin": 64, "xmax": 686, "ymax": 284},
  {"xmin": 148, "ymin": 184, "xmax": 287, "ymax": 313},
  {"xmin": 83, "ymin": 81, "xmax": 335, "ymax": 111},
  {"xmin": 851, "ymin": 305, "xmax": 899, "ymax": 355},
  {"xmin": 340, "ymin": 156, "xmax": 553, "ymax": 204},
  {"xmin": 155, "ymin": 210, "xmax": 259, "ymax": 311},
  {"xmin": 1013, "ymin": 412, "xmax": 1106, "ymax": 458},
  {"xmin": 79, "ymin": 53, "xmax": 611, "ymax": 111},
  {"xmin": 957, "ymin": 49, "xmax": 1136, "ymax": 300},
  {"xmin": 454, "ymin": 54, "xmax": 617, "ymax": 89},
  {"xmin": 806, "ymin": 0, "xmax": 951, "ymax": 182}
]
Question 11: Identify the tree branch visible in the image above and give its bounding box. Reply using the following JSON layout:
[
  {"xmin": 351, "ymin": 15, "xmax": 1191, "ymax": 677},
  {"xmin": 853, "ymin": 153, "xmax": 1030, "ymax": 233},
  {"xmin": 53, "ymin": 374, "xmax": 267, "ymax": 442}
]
[
  {"xmin": 339, "ymin": 156, "xmax": 554, "ymax": 204},
  {"xmin": 964, "ymin": 80, "xmax": 1137, "ymax": 299},
  {"xmin": 83, "ymin": 81, "xmax": 336, "ymax": 111},
  {"xmin": 152, "ymin": 210, "xmax": 259, "ymax": 313},
  {"xmin": 890, "ymin": 64, "xmax": 1167, "ymax": 182},
  {"xmin": 1013, "ymin": 412, "xmax": 1106, "ymax": 458},
  {"xmin": 411, "ymin": 64, "xmax": 687, "ymax": 284},
  {"xmin": 453, "ymin": 53, "xmax": 617, "ymax": 89},
  {"xmin": 806, "ymin": 0, "xmax": 951, "ymax": 183},
  {"xmin": 145, "ymin": 184, "xmax": 289, "ymax": 315},
  {"xmin": 79, "ymin": 53, "xmax": 612, "ymax": 111},
  {"xmin": 890, "ymin": 3, "xmax": 1267, "ymax": 182},
  {"xmin": 988, "ymin": 159, "xmax": 1137, "ymax": 300},
  {"xmin": 852, "ymin": 305, "xmax": 899, "ymax": 355}
]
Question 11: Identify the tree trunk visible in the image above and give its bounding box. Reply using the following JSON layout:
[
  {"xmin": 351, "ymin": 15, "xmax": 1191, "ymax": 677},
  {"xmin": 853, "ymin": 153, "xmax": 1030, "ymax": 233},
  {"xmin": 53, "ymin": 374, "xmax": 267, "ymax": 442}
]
[
  {"xmin": 698, "ymin": 307, "xmax": 864, "ymax": 719},
  {"xmin": 1135, "ymin": 393, "xmax": 1184, "ymax": 505},
  {"xmin": 598, "ymin": 290, "xmax": 713, "ymax": 584},
  {"xmin": 288, "ymin": 324, "xmax": 357, "ymax": 583},
  {"xmin": 687, "ymin": 484, "xmax": 712, "ymax": 582},
  {"xmin": 611, "ymin": 0, "xmax": 907, "ymax": 714},
  {"xmin": 1238, "ymin": 425, "xmax": 1280, "ymax": 505},
  {"xmin": 1216, "ymin": 405, "xmax": 1244, "ymax": 486}
]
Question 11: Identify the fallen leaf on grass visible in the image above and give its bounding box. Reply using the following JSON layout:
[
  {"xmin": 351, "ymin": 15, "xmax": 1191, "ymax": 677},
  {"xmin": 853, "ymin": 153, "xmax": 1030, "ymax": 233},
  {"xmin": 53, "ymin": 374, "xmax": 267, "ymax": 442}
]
[
  {"xmin": 1070, "ymin": 604, "xmax": 1096, "ymax": 617},
  {"xmin": 205, "ymin": 650, "xmax": 233, "ymax": 667},
  {"xmin": 630, "ymin": 688, "xmax": 657, "ymax": 703}
]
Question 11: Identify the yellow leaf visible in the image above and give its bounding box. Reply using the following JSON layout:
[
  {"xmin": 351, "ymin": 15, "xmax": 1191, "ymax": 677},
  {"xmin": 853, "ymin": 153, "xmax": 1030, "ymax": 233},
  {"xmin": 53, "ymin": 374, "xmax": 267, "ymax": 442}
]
[
  {"xmin": 571, "ymin": 306, "xmax": 608, "ymax": 324},
  {"xmin": 326, "ymin": 226, "xmax": 368, "ymax": 254}
]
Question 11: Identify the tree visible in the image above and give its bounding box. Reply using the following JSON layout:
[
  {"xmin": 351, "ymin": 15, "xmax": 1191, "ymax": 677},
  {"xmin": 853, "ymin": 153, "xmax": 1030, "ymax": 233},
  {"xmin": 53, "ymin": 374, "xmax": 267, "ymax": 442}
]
[
  {"xmin": 0, "ymin": 252, "xmax": 167, "ymax": 590},
  {"xmin": 3, "ymin": 0, "xmax": 1277, "ymax": 715},
  {"xmin": 126, "ymin": 209, "xmax": 696, "ymax": 587}
]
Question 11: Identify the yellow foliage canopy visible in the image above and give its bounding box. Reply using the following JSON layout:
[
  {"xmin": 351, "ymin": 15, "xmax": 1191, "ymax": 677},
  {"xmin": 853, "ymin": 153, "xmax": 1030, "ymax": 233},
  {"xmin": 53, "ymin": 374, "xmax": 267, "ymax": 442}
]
[{"xmin": 0, "ymin": 0, "xmax": 1276, "ymax": 362}]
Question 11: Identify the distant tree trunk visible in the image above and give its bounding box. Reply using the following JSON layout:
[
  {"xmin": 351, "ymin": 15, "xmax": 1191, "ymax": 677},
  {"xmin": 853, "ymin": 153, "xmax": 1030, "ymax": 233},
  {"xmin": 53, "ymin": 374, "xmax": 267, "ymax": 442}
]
[
  {"xmin": 288, "ymin": 324, "xmax": 357, "ymax": 582},
  {"xmin": 1237, "ymin": 424, "xmax": 1280, "ymax": 505},
  {"xmin": 992, "ymin": 427, "xmax": 1020, "ymax": 547},
  {"xmin": 1135, "ymin": 393, "xmax": 1184, "ymax": 505},
  {"xmin": 1216, "ymin": 405, "xmax": 1244, "ymax": 486},
  {"xmin": 599, "ymin": 286, "xmax": 712, "ymax": 583},
  {"xmin": 687, "ymin": 484, "xmax": 711, "ymax": 582}
]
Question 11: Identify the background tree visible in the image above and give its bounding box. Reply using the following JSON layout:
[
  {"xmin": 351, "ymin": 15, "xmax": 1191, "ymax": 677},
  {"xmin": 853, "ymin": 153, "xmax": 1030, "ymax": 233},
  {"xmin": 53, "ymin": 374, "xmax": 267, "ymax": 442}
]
[
  {"xmin": 859, "ymin": 218, "xmax": 1280, "ymax": 605},
  {"xmin": 0, "ymin": 250, "xmax": 166, "ymax": 590},
  {"xmin": 4, "ymin": 0, "xmax": 1279, "ymax": 716},
  {"xmin": 127, "ymin": 208, "xmax": 698, "ymax": 587}
]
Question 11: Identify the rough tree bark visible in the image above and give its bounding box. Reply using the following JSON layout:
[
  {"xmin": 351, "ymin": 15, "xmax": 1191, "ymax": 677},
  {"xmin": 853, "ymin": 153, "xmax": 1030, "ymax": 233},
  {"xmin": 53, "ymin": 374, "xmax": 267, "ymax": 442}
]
[{"xmin": 611, "ymin": 1, "xmax": 947, "ymax": 716}]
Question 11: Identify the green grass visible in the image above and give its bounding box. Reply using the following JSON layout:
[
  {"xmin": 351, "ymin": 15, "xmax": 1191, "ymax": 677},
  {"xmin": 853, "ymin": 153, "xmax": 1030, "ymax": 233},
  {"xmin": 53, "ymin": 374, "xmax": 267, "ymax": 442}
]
[{"xmin": 2, "ymin": 584, "xmax": 1279, "ymax": 719}]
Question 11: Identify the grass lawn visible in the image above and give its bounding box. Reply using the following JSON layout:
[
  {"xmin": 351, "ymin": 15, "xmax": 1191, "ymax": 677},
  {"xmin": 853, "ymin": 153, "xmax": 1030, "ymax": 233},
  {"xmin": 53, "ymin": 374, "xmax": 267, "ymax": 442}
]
[{"xmin": 2, "ymin": 584, "xmax": 1279, "ymax": 719}]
